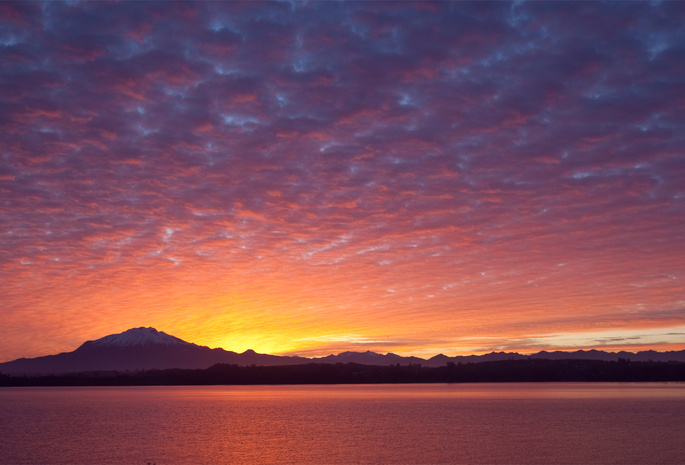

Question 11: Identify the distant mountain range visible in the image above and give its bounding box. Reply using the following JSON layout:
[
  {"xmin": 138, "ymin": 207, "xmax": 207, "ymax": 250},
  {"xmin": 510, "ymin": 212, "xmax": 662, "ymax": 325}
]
[{"xmin": 2, "ymin": 327, "xmax": 685, "ymax": 375}]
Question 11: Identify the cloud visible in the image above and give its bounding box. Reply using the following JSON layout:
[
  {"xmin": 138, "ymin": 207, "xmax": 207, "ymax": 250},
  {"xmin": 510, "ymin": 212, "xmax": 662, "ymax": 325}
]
[{"xmin": 1, "ymin": 1, "xmax": 684, "ymax": 361}]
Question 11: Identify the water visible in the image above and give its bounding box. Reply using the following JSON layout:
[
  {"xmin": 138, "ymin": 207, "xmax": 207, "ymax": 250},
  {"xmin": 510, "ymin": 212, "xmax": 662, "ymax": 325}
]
[{"xmin": 1, "ymin": 383, "xmax": 684, "ymax": 464}]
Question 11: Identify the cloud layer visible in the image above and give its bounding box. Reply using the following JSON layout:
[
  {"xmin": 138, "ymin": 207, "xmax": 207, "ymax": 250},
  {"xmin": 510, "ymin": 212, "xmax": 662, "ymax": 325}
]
[{"xmin": 1, "ymin": 1, "xmax": 684, "ymax": 360}]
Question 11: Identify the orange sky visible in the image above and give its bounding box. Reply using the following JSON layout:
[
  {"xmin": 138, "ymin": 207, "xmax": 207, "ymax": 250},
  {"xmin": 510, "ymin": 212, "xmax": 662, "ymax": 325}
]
[
  {"xmin": 1, "ymin": 2, "xmax": 684, "ymax": 362},
  {"xmin": 3, "ymin": 224, "xmax": 684, "ymax": 362}
]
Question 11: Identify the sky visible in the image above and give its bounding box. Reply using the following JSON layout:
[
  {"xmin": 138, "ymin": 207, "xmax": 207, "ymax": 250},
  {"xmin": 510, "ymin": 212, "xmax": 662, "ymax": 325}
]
[{"xmin": 1, "ymin": 1, "xmax": 685, "ymax": 363}]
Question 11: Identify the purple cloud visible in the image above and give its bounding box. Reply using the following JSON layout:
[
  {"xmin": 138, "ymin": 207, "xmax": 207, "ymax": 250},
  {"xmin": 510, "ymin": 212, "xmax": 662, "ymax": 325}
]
[{"xmin": 1, "ymin": 1, "xmax": 684, "ymax": 360}]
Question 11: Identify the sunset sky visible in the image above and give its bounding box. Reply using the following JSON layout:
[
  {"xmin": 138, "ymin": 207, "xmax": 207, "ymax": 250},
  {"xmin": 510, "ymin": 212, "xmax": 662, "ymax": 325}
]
[{"xmin": 2, "ymin": 1, "xmax": 685, "ymax": 363}]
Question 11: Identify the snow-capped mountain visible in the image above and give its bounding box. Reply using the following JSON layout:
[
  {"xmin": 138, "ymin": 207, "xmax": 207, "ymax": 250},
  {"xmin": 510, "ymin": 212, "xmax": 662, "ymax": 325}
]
[
  {"xmin": 84, "ymin": 327, "xmax": 193, "ymax": 348},
  {"xmin": 2, "ymin": 327, "xmax": 685, "ymax": 375},
  {"xmin": 0, "ymin": 327, "xmax": 308, "ymax": 375}
]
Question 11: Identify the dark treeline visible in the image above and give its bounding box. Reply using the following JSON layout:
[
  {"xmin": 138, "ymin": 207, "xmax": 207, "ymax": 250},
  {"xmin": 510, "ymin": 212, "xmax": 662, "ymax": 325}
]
[{"xmin": 2, "ymin": 359, "xmax": 685, "ymax": 387}]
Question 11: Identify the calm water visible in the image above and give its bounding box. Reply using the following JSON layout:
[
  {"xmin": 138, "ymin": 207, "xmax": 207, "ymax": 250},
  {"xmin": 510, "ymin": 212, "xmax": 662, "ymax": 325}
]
[{"xmin": 1, "ymin": 383, "xmax": 684, "ymax": 464}]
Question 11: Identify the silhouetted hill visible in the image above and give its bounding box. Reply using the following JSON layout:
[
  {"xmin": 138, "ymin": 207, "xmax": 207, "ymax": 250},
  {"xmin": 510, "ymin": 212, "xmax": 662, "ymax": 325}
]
[
  {"xmin": 0, "ymin": 327, "xmax": 309, "ymax": 375},
  {"xmin": 1, "ymin": 327, "xmax": 685, "ymax": 375},
  {"xmin": 2, "ymin": 359, "xmax": 685, "ymax": 386},
  {"xmin": 313, "ymin": 350, "xmax": 427, "ymax": 366}
]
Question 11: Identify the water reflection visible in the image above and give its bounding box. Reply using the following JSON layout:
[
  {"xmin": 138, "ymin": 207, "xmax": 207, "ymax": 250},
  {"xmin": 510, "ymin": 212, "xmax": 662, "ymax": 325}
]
[
  {"xmin": 1, "ymin": 383, "xmax": 684, "ymax": 464},
  {"xmin": 167, "ymin": 382, "xmax": 685, "ymax": 400}
]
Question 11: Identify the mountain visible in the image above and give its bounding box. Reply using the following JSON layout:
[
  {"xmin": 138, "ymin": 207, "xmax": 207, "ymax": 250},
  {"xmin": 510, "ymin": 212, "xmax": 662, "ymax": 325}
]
[
  {"xmin": 0, "ymin": 327, "xmax": 309, "ymax": 375},
  {"xmin": 2, "ymin": 327, "xmax": 685, "ymax": 375},
  {"xmin": 422, "ymin": 349, "xmax": 685, "ymax": 366},
  {"xmin": 83, "ymin": 327, "xmax": 193, "ymax": 347},
  {"xmin": 313, "ymin": 350, "xmax": 427, "ymax": 366}
]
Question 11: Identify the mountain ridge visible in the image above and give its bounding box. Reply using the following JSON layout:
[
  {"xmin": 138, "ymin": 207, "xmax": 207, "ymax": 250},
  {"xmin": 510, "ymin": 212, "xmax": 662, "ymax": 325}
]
[
  {"xmin": 80, "ymin": 327, "xmax": 193, "ymax": 348},
  {"xmin": 2, "ymin": 327, "xmax": 684, "ymax": 375}
]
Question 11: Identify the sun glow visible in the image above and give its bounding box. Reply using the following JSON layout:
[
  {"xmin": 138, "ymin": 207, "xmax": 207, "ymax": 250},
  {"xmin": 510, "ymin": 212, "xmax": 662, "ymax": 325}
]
[{"xmin": 1, "ymin": 1, "xmax": 684, "ymax": 363}]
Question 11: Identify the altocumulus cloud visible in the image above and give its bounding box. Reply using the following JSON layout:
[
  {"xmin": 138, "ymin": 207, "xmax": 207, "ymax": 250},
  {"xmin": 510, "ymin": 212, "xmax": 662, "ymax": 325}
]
[{"xmin": 1, "ymin": 1, "xmax": 684, "ymax": 360}]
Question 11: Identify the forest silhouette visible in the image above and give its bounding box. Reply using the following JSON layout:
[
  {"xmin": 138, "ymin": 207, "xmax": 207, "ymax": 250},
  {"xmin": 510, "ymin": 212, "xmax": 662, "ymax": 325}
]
[{"xmin": 2, "ymin": 358, "xmax": 684, "ymax": 386}]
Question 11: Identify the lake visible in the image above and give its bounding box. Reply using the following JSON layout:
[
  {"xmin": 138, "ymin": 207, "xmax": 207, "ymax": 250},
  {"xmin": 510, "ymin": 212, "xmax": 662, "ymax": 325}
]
[{"xmin": 1, "ymin": 383, "xmax": 684, "ymax": 464}]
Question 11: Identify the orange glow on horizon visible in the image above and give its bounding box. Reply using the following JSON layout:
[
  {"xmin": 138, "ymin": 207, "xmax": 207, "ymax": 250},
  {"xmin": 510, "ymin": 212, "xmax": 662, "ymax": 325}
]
[
  {"xmin": 2, "ymin": 243, "xmax": 684, "ymax": 362},
  {"xmin": 1, "ymin": 2, "xmax": 684, "ymax": 365}
]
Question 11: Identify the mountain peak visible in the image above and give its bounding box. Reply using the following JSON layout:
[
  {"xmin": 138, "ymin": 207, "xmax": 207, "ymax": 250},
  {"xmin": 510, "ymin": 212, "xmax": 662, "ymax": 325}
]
[{"xmin": 84, "ymin": 327, "xmax": 193, "ymax": 348}]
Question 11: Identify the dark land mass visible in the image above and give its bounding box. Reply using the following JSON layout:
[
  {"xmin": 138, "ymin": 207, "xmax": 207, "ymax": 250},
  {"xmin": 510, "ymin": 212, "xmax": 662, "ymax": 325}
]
[
  {"xmin": 3, "ymin": 327, "xmax": 685, "ymax": 376},
  {"xmin": 2, "ymin": 359, "xmax": 685, "ymax": 386}
]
